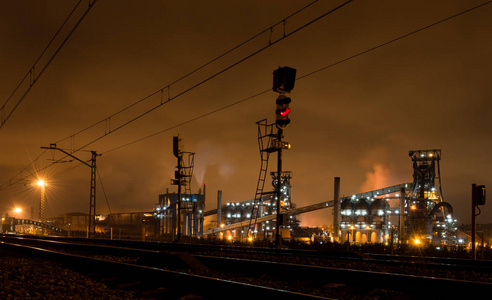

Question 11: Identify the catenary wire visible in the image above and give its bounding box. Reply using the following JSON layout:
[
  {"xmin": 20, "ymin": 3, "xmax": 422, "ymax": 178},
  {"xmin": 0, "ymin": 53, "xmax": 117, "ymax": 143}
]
[
  {"xmin": 103, "ymin": 0, "xmax": 492, "ymax": 155},
  {"xmin": 0, "ymin": 0, "xmax": 82, "ymax": 112},
  {"xmin": 0, "ymin": 149, "xmax": 48, "ymax": 190},
  {"xmin": 54, "ymin": 0, "xmax": 353, "ymax": 152},
  {"xmin": 97, "ymin": 168, "xmax": 112, "ymax": 215},
  {"xmin": 0, "ymin": 0, "xmax": 351, "ymax": 202},
  {"xmin": 60, "ymin": 0, "xmax": 321, "ymax": 141},
  {"xmin": 1, "ymin": 0, "xmax": 490, "ymax": 194},
  {"xmin": 0, "ymin": 0, "xmax": 98, "ymax": 129},
  {"xmin": 297, "ymin": 0, "xmax": 492, "ymax": 81}
]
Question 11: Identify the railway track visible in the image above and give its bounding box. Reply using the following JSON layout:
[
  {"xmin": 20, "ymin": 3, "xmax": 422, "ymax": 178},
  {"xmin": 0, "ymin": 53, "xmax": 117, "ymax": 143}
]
[
  {"xmin": 1, "ymin": 234, "xmax": 491, "ymax": 299},
  {"xmin": 1, "ymin": 241, "xmax": 324, "ymax": 299},
  {"xmin": 12, "ymin": 234, "xmax": 492, "ymax": 275}
]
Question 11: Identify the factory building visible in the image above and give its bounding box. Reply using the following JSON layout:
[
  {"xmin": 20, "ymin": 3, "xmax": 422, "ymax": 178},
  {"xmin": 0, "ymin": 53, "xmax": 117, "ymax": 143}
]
[
  {"xmin": 153, "ymin": 190, "xmax": 205, "ymax": 239},
  {"xmin": 339, "ymin": 150, "xmax": 459, "ymax": 246},
  {"xmin": 212, "ymin": 172, "xmax": 298, "ymax": 241},
  {"xmin": 341, "ymin": 197, "xmax": 390, "ymax": 243}
]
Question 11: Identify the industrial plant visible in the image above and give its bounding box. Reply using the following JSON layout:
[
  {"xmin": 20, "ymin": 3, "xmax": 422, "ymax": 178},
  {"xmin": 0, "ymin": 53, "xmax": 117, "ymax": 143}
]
[
  {"xmin": 2, "ymin": 65, "xmax": 483, "ymax": 248},
  {"xmin": 2, "ymin": 137, "xmax": 469, "ymax": 248}
]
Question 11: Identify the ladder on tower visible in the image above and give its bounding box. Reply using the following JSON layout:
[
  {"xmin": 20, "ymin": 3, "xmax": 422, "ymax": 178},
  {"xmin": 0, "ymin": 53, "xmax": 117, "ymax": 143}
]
[
  {"xmin": 248, "ymin": 119, "xmax": 277, "ymax": 237},
  {"xmin": 181, "ymin": 152, "xmax": 195, "ymax": 236},
  {"xmin": 181, "ymin": 152, "xmax": 195, "ymax": 198}
]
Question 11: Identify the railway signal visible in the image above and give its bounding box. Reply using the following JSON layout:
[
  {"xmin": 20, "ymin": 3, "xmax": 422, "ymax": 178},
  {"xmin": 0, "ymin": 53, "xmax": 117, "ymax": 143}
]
[
  {"xmin": 275, "ymin": 94, "xmax": 291, "ymax": 129},
  {"xmin": 472, "ymin": 183, "xmax": 486, "ymax": 260},
  {"xmin": 273, "ymin": 66, "xmax": 295, "ymax": 129},
  {"xmin": 273, "ymin": 66, "xmax": 296, "ymax": 93},
  {"xmin": 473, "ymin": 184, "xmax": 486, "ymax": 205}
]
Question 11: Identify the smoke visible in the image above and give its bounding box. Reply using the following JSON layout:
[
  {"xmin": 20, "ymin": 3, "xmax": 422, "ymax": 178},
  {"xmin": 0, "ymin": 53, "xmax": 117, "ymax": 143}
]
[
  {"xmin": 360, "ymin": 163, "xmax": 392, "ymax": 192},
  {"xmin": 358, "ymin": 146, "xmax": 407, "ymax": 192},
  {"xmin": 194, "ymin": 141, "xmax": 235, "ymax": 186}
]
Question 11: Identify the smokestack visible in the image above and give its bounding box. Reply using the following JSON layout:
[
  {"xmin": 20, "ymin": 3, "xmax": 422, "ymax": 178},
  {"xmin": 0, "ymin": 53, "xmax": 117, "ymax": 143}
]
[
  {"xmin": 399, "ymin": 187, "xmax": 406, "ymax": 243},
  {"xmin": 333, "ymin": 177, "xmax": 340, "ymax": 242},
  {"xmin": 217, "ymin": 190, "xmax": 222, "ymax": 227}
]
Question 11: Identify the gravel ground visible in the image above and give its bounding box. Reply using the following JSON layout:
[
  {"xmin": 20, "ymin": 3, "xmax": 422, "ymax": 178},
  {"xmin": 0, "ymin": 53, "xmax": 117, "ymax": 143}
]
[
  {"xmin": 2, "ymin": 242, "xmax": 490, "ymax": 300},
  {"xmin": 0, "ymin": 256, "xmax": 144, "ymax": 300}
]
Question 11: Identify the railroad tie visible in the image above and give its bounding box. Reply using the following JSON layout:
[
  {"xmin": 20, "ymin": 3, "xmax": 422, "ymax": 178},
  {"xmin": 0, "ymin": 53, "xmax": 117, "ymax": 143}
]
[{"xmin": 177, "ymin": 253, "xmax": 210, "ymax": 273}]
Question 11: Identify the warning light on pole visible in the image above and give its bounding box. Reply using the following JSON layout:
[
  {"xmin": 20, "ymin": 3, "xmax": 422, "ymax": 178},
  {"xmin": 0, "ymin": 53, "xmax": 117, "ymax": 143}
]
[{"xmin": 275, "ymin": 94, "xmax": 291, "ymax": 129}]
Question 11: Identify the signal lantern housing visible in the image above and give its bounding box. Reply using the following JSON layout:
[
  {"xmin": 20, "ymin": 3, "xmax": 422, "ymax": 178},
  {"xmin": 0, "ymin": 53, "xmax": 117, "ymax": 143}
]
[
  {"xmin": 273, "ymin": 67, "xmax": 296, "ymax": 93},
  {"xmin": 276, "ymin": 94, "xmax": 291, "ymax": 129},
  {"xmin": 473, "ymin": 185, "xmax": 486, "ymax": 206}
]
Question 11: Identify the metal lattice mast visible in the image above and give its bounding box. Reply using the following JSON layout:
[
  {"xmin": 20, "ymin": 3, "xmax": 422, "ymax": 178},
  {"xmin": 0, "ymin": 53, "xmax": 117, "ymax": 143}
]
[
  {"xmin": 88, "ymin": 151, "xmax": 100, "ymax": 238},
  {"xmin": 171, "ymin": 135, "xmax": 196, "ymax": 240},
  {"xmin": 182, "ymin": 152, "xmax": 195, "ymax": 236},
  {"xmin": 247, "ymin": 66, "xmax": 295, "ymax": 242},
  {"xmin": 40, "ymin": 144, "xmax": 100, "ymax": 239}
]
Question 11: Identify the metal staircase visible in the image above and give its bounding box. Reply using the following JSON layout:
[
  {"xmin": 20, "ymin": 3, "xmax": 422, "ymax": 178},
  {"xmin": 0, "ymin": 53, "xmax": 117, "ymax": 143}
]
[{"xmin": 248, "ymin": 119, "xmax": 277, "ymax": 237}]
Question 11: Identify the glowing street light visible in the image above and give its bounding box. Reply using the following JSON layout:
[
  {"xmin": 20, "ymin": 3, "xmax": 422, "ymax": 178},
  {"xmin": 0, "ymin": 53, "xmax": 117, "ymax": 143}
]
[
  {"xmin": 349, "ymin": 225, "xmax": 356, "ymax": 242},
  {"xmin": 36, "ymin": 179, "xmax": 47, "ymax": 221},
  {"xmin": 13, "ymin": 208, "xmax": 22, "ymax": 214}
]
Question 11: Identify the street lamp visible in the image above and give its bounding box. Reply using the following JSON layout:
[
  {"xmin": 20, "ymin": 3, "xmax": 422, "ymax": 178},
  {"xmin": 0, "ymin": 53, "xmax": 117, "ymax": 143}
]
[
  {"xmin": 349, "ymin": 225, "xmax": 356, "ymax": 242},
  {"xmin": 36, "ymin": 179, "xmax": 47, "ymax": 221}
]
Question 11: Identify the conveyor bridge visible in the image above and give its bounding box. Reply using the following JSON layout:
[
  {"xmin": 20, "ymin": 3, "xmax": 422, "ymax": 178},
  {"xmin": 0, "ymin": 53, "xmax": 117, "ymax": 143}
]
[
  {"xmin": 202, "ymin": 182, "xmax": 412, "ymax": 236},
  {"xmin": 4, "ymin": 218, "xmax": 68, "ymax": 235}
]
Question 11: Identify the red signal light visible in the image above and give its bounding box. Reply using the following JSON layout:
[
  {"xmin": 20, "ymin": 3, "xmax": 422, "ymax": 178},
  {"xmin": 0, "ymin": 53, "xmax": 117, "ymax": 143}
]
[
  {"xmin": 275, "ymin": 95, "xmax": 291, "ymax": 129},
  {"xmin": 280, "ymin": 107, "xmax": 291, "ymax": 117}
]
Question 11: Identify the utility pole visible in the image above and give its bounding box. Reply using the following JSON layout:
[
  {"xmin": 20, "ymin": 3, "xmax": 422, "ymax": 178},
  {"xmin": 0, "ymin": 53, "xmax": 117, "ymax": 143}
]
[
  {"xmin": 172, "ymin": 135, "xmax": 183, "ymax": 242},
  {"xmin": 472, "ymin": 184, "xmax": 486, "ymax": 260},
  {"xmin": 275, "ymin": 128, "xmax": 283, "ymax": 248},
  {"xmin": 171, "ymin": 135, "xmax": 195, "ymax": 242},
  {"xmin": 88, "ymin": 151, "xmax": 101, "ymax": 238},
  {"xmin": 41, "ymin": 144, "xmax": 100, "ymax": 238},
  {"xmin": 472, "ymin": 184, "xmax": 478, "ymax": 260},
  {"xmin": 272, "ymin": 66, "xmax": 296, "ymax": 248},
  {"xmin": 177, "ymin": 152, "xmax": 182, "ymax": 241}
]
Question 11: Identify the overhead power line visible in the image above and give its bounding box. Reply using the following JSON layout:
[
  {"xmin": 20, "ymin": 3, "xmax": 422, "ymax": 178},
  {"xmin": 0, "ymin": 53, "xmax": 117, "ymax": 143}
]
[
  {"xmin": 0, "ymin": 0, "xmax": 351, "ymax": 194},
  {"xmin": 53, "ymin": 0, "xmax": 353, "ymax": 154},
  {"xmin": 0, "ymin": 0, "xmax": 98, "ymax": 129},
  {"xmin": 298, "ymin": 0, "xmax": 492, "ymax": 80},
  {"xmin": 103, "ymin": 0, "xmax": 492, "ymax": 155},
  {"xmin": 2, "ymin": 0, "xmax": 490, "ymax": 193},
  {"xmin": 0, "ymin": 0, "xmax": 325, "ymax": 182}
]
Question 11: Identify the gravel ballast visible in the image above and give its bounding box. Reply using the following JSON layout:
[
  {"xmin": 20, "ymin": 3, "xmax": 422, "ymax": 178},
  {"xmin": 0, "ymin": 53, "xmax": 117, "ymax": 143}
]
[{"xmin": 0, "ymin": 256, "xmax": 144, "ymax": 300}]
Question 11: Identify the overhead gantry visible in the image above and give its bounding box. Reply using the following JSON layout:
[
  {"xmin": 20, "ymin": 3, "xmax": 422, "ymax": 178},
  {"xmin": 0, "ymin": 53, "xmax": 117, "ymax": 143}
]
[{"xmin": 201, "ymin": 182, "xmax": 412, "ymax": 237}]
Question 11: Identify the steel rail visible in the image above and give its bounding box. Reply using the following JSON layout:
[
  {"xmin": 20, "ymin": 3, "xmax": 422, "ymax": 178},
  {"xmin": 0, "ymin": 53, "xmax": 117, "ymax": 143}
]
[
  {"xmin": 2, "ymin": 235, "xmax": 491, "ymax": 298},
  {"xmin": 0, "ymin": 241, "xmax": 330, "ymax": 299}
]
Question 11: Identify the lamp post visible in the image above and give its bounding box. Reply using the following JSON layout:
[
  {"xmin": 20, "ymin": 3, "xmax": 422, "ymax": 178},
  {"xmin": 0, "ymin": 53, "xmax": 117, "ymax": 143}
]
[
  {"xmin": 349, "ymin": 225, "xmax": 355, "ymax": 242},
  {"xmin": 41, "ymin": 144, "xmax": 100, "ymax": 239},
  {"xmin": 37, "ymin": 179, "xmax": 47, "ymax": 221}
]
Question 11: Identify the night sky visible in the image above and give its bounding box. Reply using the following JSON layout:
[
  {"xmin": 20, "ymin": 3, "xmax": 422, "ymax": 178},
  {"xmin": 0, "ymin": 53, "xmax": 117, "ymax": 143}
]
[{"xmin": 1, "ymin": 0, "xmax": 491, "ymax": 227}]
